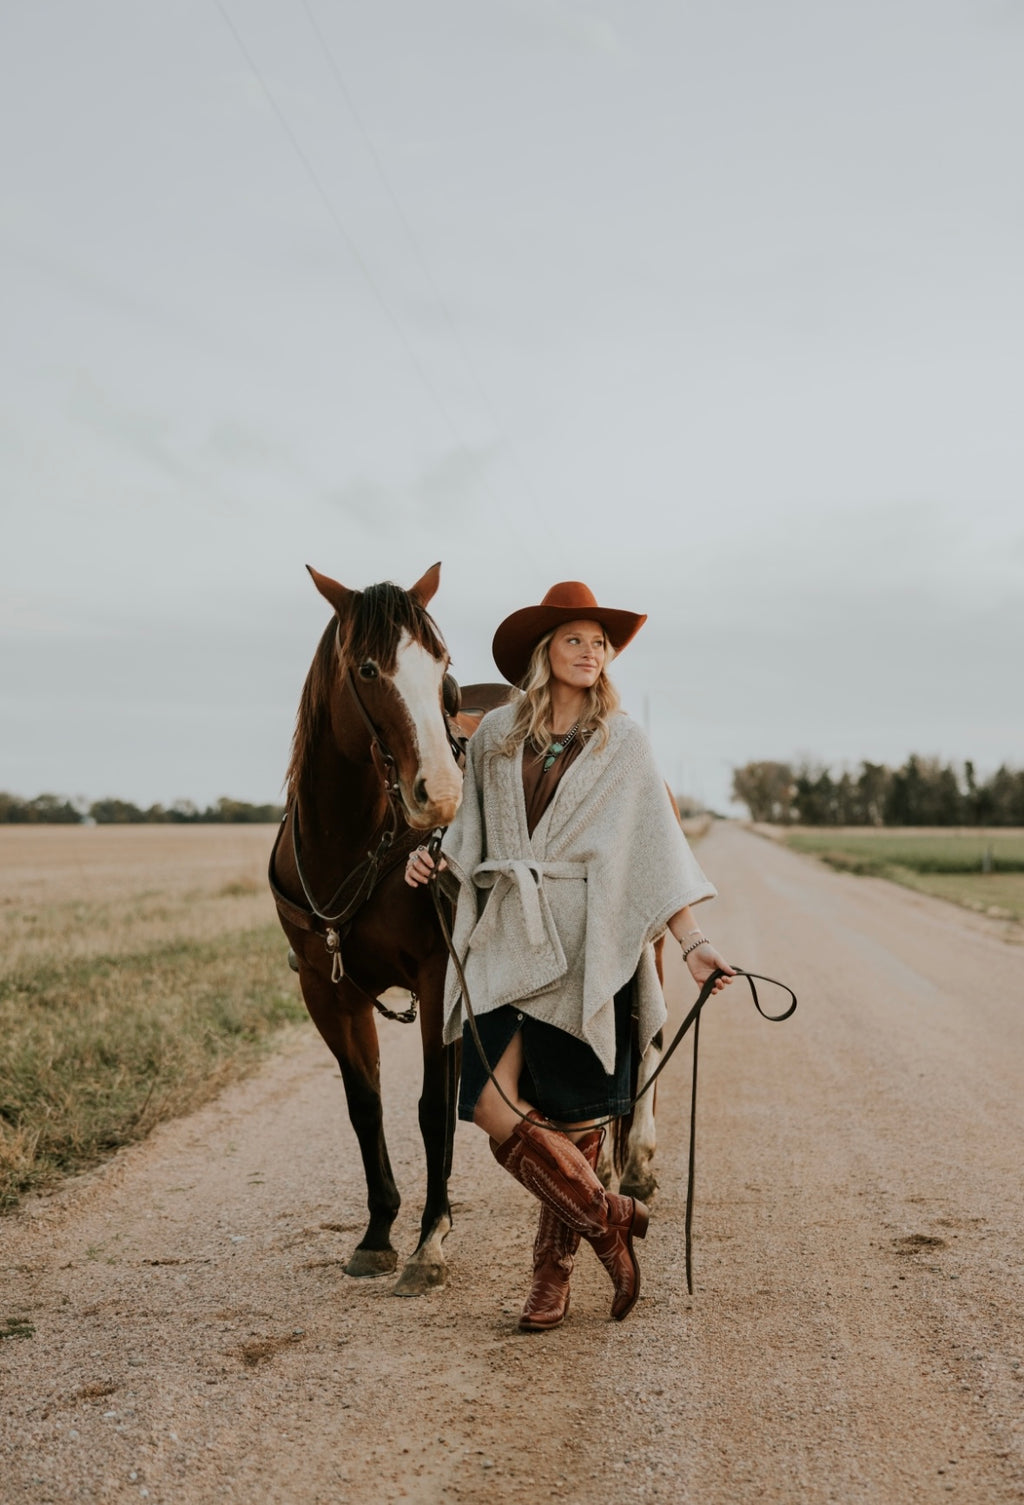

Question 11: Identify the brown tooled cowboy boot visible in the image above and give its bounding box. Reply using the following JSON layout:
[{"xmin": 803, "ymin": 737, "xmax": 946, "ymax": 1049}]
[
  {"xmin": 516, "ymin": 1127, "xmax": 604, "ymax": 1332},
  {"xmin": 493, "ymin": 1112, "xmax": 649, "ymax": 1322}
]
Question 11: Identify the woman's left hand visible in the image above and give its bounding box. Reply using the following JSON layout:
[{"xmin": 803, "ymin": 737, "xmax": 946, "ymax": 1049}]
[
  {"xmin": 405, "ymin": 845, "xmax": 447, "ymax": 887},
  {"xmin": 685, "ymin": 944, "xmax": 736, "ymax": 994}
]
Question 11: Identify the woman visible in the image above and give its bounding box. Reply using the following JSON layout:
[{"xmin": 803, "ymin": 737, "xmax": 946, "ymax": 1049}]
[{"xmin": 406, "ymin": 580, "xmax": 733, "ymax": 1328}]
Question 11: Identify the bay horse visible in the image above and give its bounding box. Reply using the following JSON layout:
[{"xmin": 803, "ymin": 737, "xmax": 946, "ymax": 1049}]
[{"xmin": 269, "ymin": 562, "xmax": 466, "ymax": 1296}]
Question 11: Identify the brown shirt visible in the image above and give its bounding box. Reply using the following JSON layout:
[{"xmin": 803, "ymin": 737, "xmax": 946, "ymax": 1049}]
[{"xmin": 521, "ymin": 730, "xmax": 589, "ymax": 836}]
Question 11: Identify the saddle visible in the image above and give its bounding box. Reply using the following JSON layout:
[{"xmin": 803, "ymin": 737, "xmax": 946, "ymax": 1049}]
[{"xmin": 446, "ymin": 680, "xmax": 512, "ymax": 740}]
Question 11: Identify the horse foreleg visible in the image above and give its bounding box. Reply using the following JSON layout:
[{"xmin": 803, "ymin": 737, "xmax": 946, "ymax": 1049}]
[
  {"xmin": 336, "ymin": 1050, "xmax": 403, "ymax": 1276},
  {"xmin": 619, "ymin": 1035, "xmax": 661, "ymax": 1202},
  {"xmin": 393, "ymin": 972, "xmax": 455, "ymax": 1297},
  {"xmin": 300, "ymin": 971, "xmax": 401, "ymax": 1277}
]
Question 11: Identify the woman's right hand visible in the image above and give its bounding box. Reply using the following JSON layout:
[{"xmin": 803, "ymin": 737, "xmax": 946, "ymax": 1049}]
[
  {"xmin": 405, "ymin": 846, "xmax": 447, "ymax": 887},
  {"xmin": 685, "ymin": 943, "xmax": 735, "ymax": 994}
]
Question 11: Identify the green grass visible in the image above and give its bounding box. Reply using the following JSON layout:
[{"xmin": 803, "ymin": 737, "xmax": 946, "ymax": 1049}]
[
  {"xmin": 887, "ymin": 869, "xmax": 1024, "ymax": 919},
  {"xmin": 0, "ymin": 923, "xmax": 306, "ymax": 1212},
  {"xmin": 783, "ymin": 828, "xmax": 1024, "ymax": 921},
  {"xmin": 784, "ymin": 829, "xmax": 1024, "ymax": 873}
]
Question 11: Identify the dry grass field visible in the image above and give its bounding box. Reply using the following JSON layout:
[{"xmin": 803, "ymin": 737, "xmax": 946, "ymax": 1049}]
[{"xmin": 0, "ymin": 825, "xmax": 307, "ymax": 1211}]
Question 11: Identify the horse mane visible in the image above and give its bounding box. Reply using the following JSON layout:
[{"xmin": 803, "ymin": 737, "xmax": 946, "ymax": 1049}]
[{"xmin": 285, "ymin": 582, "xmax": 447, "ymax": 799}]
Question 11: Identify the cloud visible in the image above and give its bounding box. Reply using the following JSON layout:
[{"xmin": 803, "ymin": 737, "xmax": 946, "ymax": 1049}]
[
  {"xmin": 196, "ymin": 420, "xmax": 303, "ymax": 476},
  {"xmin": 324, "ymin": 441, "xmax": 501, "ymax": 533},
  {"xmin": 66, "ymin": 374, "xmax": 205, "ymax": 493},
  {"xmin": 416, "ymin": 441, "xmax": 502, "ymax": 521},
  {"xmin": 324, "ymin": 476, "xmax": 399, "ymax": 532},
  {"xmin": 0, "ymin": 594, "xmax": 93, "ymax": 638},
  {"xmin": 526, "ymin": 2, "xmax": 620, "ymax": 54},
  {"xmin": 975, "ymin": 0, "xmax": 1024, "ymax": 33},
  {"xmin": 491, "ymin": 1, "xmax": 620, "ymax": 56},
  {"xmin": 1, "ymin": 235, "xmax": 264, "ymax": 365},
  {"xmin": 62, "ymin": 377, "xmax": 314, "ymax": 513},
  {"xmin": 602, "ymin": 495, "xmax": 1023, "ymax": 805}
]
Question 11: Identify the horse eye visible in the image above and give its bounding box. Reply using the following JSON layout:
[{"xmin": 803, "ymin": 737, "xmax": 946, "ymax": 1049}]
[{"xmin": 358, "ymin": 662, "xmax": 379, "ymax": 680}]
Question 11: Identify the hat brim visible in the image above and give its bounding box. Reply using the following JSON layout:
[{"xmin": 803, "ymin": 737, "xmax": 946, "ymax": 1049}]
[{"xmin": 492, "ymin": 604, "xmax": 647, "ymax": 687}]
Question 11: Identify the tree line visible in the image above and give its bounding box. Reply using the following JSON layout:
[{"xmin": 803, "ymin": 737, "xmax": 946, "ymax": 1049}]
[
  {"xmin": 0, "ymin": 793, "xmax": 284, "ymax": 825},
  {"xmin": 731, "ymin": 756, "xmax": 1024, "ymax": 826}
]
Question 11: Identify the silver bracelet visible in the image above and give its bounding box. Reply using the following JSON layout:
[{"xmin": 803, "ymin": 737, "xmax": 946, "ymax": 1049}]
[{"xmin": 680, "ymin": 934, "xmax": 710, "ymax": 960}]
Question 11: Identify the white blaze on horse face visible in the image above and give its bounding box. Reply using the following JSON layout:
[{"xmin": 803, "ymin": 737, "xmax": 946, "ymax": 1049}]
[{"xmin": 391, "ymin": 631, "xmax": 463, "ymax": 826}]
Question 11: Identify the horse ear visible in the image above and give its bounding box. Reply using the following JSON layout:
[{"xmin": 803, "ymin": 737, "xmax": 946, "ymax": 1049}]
[
  {"xmin": 307, "ymin": 565, "xmax": 353, "ymax": 617},
  {"xmin": 409, "ymin": 561, "xmax": 441, "ymax": 606}
]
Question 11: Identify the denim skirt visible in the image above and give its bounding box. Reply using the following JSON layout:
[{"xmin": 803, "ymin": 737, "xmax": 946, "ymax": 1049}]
[{"xmin": 457, "ymin": 982, "xmax": 634, "ymax": 1123}]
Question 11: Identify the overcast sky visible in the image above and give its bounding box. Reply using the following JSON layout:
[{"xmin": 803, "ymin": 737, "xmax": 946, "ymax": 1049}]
[{"xmin": 2, "ymin": 0, "xmax": 1022, "ymax": 814}]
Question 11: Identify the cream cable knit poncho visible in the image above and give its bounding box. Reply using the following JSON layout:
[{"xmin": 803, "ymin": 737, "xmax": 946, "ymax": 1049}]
[{"xmin": 441, "ymin": 704, "xmax": 716, "ymax": 1073}]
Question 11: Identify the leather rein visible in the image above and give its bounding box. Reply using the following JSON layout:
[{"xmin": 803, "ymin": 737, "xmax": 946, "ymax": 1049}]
[{"xmin": 424, "ymin": 829, "xmax": 797, "ymax": 1294}]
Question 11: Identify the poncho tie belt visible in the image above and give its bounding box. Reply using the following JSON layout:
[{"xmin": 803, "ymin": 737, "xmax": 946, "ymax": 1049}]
[{"xmin": 469, "ymin": 859, "xmax": 585, "ymax": 948}]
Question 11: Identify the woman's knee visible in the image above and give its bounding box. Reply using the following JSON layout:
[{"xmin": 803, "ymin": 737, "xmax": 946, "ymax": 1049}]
[{"xmin": 473, "ymin": 1081, "xmax": 507, "ymax": 1137}]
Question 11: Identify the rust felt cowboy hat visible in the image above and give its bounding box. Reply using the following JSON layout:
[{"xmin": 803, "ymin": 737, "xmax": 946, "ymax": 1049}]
[{"xmin": 492, "ymin": 581, "xmax": 647, "ymax": 687}]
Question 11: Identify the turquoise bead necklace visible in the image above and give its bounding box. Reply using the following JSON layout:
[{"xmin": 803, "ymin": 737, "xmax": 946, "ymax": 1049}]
[{"xmin": 542, "ymin": 721, "xmax": 581, "ymax": 772}]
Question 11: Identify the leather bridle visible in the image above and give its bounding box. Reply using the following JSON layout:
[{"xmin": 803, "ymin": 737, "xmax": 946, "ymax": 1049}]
[{"xmin": 269, "ymin": 662, "xmax": 463, "ymax": 1022}]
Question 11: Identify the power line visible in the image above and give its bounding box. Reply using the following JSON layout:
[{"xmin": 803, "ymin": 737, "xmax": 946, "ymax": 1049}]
[
  {"xmin": 297, "ymin": 0, "xmax": 550, "ymax": 525},
  {"xmin": 213, "ymin": 0, "xmax": 548, "ymax": 570},
  {"xmin": 213, "ymin": 1, "xmax": 504, "ymax": 496}
]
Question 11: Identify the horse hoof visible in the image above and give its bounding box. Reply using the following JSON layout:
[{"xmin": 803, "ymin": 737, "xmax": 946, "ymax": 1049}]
[
  {"xmin": 345, "ymin": 1248, "xmax": 398, "ymax": 1278},
  {"xmin": 620, "ymin": 1169, "xmax": 658, "ymax": 1202},
  {"xmin": 392, "ymin": 1260, "xmax": 447, "ymax": 1297}
]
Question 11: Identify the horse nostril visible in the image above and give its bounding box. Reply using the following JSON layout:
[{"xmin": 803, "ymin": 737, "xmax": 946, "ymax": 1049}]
[{"xmin": 414, "ymin": 777, "xmax": 428, "ymax": 806}]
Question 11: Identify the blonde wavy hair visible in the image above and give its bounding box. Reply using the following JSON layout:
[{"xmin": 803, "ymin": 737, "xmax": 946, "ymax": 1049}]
[{"xmin": 496, "ymin": 626, "xmax": 620, "ymax": 758}]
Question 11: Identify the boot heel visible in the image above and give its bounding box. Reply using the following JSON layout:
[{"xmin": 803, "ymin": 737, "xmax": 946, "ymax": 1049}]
[{"xmin": 631, "ymin": 1200, "xmax": 650, "ymax": 1240}]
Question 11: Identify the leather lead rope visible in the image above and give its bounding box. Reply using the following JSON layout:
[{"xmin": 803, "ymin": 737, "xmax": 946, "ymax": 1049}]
[
  {"xmin": 426, "ymin": 833, "xmax": 797, "ymax": 1294},
  {"xmin": 686, "ymin": 1006, "xmax": 701, "ymax": 1297}
]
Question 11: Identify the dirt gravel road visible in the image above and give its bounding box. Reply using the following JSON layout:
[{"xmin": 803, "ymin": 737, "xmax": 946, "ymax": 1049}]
[{"xmin": 2, "ymin": 824, "xmax": 1023, "ymax": 1504}]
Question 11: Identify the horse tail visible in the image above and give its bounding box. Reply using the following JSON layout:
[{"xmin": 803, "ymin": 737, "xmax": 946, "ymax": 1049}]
[
  {"xmin": 611, "ymin": 1106, "xmax": 632, "ymax": 1177},
  {"xmin": 612, "ymin": 931, "xmax": 669, "ymax": 1172},
  {"xmin": 611, "ymin": 1010, "xmax": 641, "ymax": 1174},
  {"xmin": 612, "ymin": 1021, "xmax": 664, "ymax": 1172}
]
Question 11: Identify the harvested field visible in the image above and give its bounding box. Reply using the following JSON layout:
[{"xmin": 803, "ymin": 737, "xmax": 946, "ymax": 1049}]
[{"xmin": 0, "ymin": 825, "xmax": 283, "ymax": 972}]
